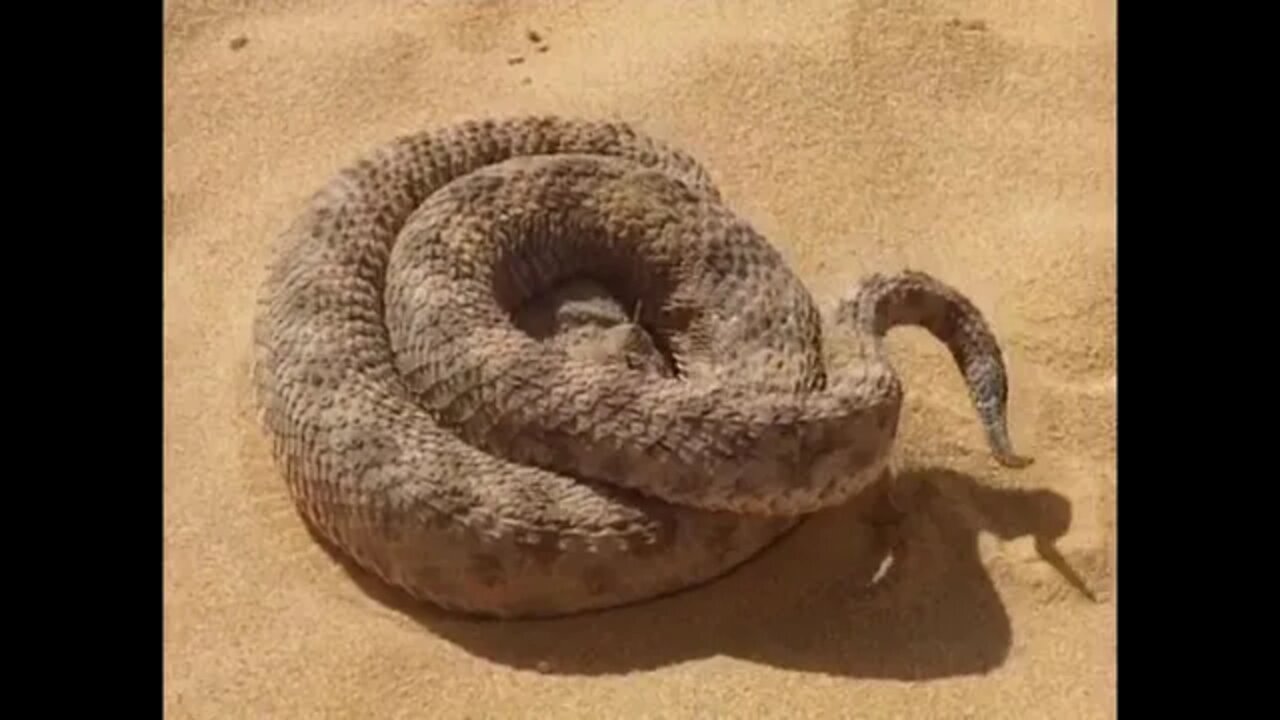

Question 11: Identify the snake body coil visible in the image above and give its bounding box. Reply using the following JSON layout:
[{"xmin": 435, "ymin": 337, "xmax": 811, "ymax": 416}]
[{"xmin": 252, "ymin": 116, "xmax": 1029, "ymax": 618}]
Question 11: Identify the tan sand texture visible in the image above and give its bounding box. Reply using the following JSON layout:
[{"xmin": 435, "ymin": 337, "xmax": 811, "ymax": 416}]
[{"xmin": 163, "ymin": 1, "xmax": 1116, "ymax": 717}]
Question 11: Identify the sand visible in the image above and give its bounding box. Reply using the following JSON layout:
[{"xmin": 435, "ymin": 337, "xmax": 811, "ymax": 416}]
[{"xmin": 163, "ymin": 1, "xmax": 1116, "ymax": 717}]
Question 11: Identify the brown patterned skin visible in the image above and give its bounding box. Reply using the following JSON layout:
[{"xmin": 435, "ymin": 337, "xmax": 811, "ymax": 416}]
[{"xmin": 251, "ymin": 116, "xmax": 1030, "ymax": 618}]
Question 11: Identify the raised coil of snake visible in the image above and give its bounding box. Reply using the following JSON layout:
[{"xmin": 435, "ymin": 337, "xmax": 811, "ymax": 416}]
[{"xmin": 251, "ymin": 115, "xmax": 1032, "ymax": 619}]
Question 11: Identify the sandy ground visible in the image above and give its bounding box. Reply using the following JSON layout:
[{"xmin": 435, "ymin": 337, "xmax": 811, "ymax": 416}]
[{"xmin": 163, "ymin": 1, "xmax": 1116, "ymax": 717}]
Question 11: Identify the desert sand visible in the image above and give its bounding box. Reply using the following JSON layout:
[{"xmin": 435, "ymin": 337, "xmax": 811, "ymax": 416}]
[{"xmin": 163, "ymin": 1, "xmax": 1116, "ymax": 717}]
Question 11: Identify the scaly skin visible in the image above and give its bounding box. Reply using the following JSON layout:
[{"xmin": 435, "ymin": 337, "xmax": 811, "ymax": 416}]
[{"xmin": 251, "ymin": 116, "xmax": 1030, "ymax": 618}]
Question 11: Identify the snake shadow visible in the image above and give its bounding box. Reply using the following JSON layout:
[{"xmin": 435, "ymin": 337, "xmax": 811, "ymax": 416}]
[{"xmin": 317, "ymin": 467, "xmax": 1077, "ymax": 680}]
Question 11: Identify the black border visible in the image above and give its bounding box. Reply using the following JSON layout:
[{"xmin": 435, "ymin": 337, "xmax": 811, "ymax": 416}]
[
  {"xmin": 15, "ymin": 1, "xmax": 162, "ymax": 707},
  {"xmin": 1113, "ymin": 3, "xmax": 1242, "ymax": 711}
]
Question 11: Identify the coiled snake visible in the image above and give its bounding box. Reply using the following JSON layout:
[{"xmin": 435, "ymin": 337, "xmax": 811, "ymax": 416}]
[{"xmin": 251, "ymin": 116, "xmax": 1030, "ymax": 618}]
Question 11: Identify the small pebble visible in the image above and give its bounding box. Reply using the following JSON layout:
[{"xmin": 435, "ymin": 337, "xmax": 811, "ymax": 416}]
[
  {"xmin": 507, "ymin": 56, "xmax": 525, "ymax": 65},
  {"xmin": 535, "ymin": 660, "xmax": 552, "ymax": 673},
  {"xmin": 229, "ymin": 36, "xmax": 248, "ymax": 51},
  {"xmin": 945, "ymin": 17, "xmax": 988, "ymax": 32},
  {"xmin": 527, "ymin": 30, "xmax": 542, "ymax": 43},
  {"xmin": 536, "ymin": 45, "xmax": 549, "ymax": 53}
]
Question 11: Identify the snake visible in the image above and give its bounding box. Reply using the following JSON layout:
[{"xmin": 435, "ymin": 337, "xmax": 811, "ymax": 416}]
[{"xmin": 251, "ymin": 115, "xmax": 1031, "ymax": 618}]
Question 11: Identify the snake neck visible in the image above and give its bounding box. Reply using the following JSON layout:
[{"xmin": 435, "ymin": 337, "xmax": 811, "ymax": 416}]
[{"xmin": 834, "ymin": 270, "xmax": 1032, "ymax": 468}]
